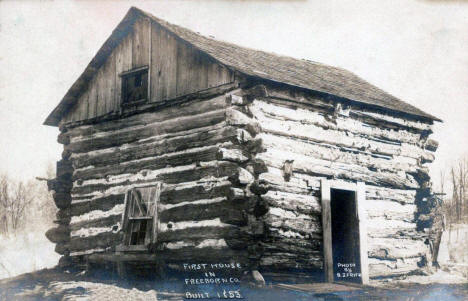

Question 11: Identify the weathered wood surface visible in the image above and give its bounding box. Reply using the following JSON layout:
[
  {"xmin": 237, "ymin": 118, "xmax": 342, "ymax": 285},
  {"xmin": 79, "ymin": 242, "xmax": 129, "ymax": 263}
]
[
  {"xmin": 73, "ymin": 144, "xmax": 226, "ymax": 181},
  {"xmin": 68, "ymin": 89, "xmax": 233, "ymax": 138},
  {"xmin": 251, "ymin": 100, "xmax": 434, "ymax": 163},
  {"xmin": 368, "ymin": 257, "xmax": 422, "ymax": 279},
  {"xmin": 242, "ymin": 86, "xmax": 435, "ymax": 279},
  {"xmin": 51, "ymin": 81, "xmax": 437, "ymax": 281},
  {"xmin": 71, "ymin": 161, "xmax": 239, "ymax": 197},
  {"xmin": 71, "ymin": 126, "xmax": 237, "ymax": 169},
  {"xmin": 51, "ymin": 92, "xmax": 260, "ymax": 263},
  {"xmin": 66, "ymin": 109, "xmax": 227, "ymax": 154},
  {"xmin": 61, "ymin": 19, "xmax": 234, "ymax": 125},
  {"xmin": 261, "ymin": 85, "xmax": 433, "ymax": 132}
]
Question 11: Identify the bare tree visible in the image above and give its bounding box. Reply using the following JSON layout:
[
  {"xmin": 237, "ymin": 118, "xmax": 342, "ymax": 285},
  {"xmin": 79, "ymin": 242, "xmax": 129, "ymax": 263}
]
[
  {"xmin": 0, "ymin": 175, "xmax": 10, "ymax": 235},
  {"xmin": 0, "ymin": 175, "xmax": 37, "ymax": 236},
  {"xmin": 447, "ymin": 157, "xmax": 468, "ymax": 225}
]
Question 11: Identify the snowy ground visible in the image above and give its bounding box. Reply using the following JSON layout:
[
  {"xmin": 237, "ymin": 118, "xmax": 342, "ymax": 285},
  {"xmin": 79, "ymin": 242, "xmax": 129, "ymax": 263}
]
[
  {"xmin": 0, "ymin": 231, "xmax": 59, "ymax": 280},
  {"xmin": 0, "ymin": 268, "xmax": 467, "ymax": 301}
]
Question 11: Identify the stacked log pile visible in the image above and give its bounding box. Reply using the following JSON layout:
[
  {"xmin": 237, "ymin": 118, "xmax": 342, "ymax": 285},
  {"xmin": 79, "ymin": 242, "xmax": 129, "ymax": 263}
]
[{"xmin": 245, "ymin": 84, "xmax": 438, "ymax": 279}]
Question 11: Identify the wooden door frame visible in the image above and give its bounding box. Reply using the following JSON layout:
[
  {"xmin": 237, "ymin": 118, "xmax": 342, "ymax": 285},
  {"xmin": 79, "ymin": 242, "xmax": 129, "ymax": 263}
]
[{"xmin": 320, "ymin": 179, "xmax": 369, "ymax": 284}]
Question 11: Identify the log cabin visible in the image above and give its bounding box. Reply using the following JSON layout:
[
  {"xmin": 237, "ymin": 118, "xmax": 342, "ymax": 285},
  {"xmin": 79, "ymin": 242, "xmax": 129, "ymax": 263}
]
[{"xmin": 44, "ymin": 7, "xmax": 441, "ymax": 284}]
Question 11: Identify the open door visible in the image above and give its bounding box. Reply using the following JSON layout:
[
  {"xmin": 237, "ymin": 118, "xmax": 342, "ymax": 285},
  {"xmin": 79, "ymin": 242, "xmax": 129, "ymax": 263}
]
[{"xmin": 321, "ymin": 180, "xmax": 369, "ymax": 284}]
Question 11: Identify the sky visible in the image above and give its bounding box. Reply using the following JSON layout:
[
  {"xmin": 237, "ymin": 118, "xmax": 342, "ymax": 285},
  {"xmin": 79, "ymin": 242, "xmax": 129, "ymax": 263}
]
[{"xmin": 0, "ymin": 0, "xmax": 467, "ymax": 191}]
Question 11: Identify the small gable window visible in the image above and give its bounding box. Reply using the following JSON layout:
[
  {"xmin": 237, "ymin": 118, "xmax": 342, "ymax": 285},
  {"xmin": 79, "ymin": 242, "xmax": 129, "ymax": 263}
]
[
  {"xmin": 120, "ymin": 66, "xmax": 148, "ymax": 105},
  {"xmin": 121, "ymin": 184, "xmax": 161, "ymax": 247}
]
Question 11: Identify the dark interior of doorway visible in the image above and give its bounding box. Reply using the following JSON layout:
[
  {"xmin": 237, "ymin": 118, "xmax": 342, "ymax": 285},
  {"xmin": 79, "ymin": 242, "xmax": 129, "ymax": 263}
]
[{"xmin": 330, "ymin": 188, "xmax": 362, "ymax": 283}]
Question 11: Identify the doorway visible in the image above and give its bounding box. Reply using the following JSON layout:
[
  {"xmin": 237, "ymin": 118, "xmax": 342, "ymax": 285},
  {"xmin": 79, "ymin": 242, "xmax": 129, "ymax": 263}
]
[
  {"xmin": 330, "ymin": 189, "xmax": 361, "ymax": 283},
  {"xmin": 320, "ymin": 180, "xmax": 369, "ymax": 284}
]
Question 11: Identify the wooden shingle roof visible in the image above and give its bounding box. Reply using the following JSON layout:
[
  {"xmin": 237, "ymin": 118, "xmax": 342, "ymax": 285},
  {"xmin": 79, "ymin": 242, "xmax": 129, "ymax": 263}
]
[{"xmin": 44, "ymin": 7, "xmax": 440, "ymax": 126}]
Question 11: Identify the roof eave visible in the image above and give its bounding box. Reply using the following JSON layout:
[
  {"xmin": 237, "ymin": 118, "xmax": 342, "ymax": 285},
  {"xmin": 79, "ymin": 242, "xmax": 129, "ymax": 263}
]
[
  {"xmin": 43, "ymin": 7, "xmax": 142, "ymax": 127},
  {"xmin": 44, "ymin": 6, "xmax": 442, "ymax": 127}
]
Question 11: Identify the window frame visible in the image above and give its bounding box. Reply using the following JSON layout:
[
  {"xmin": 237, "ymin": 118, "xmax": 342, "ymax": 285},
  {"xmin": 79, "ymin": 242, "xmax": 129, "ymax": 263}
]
[
  {"xmin": 119, "ymin": 66, "xmax": 149, "ymax": 107},
  {"xmin": 119, "ymin": 183, "xmax": 161, "ymax": 251}
]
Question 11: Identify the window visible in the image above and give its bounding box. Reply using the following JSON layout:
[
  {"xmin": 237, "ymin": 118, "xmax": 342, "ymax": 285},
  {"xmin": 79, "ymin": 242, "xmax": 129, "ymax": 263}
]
[
  {"xmin": 121, "ymin": 184, "xmax": 161, "ymax": 247},
  {"xmin": 120, "ymin": 66, "xmax": 148, "ymax": 105}
]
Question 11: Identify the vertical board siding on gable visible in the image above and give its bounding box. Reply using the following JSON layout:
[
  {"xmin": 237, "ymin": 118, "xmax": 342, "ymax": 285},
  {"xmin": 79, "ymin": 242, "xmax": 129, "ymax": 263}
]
[
  {"xmin": 88, "ymin": 78, "xmax": 98, "ymax": 119},
  {"xmin": 176, "ymin": 42, "xmax": 190, "ymax": 97},
  {"xmin": 79, "ymin": 90, "xmax": 89, "ymax": 122},
  {"xmin": 132, "ymin": 17, "xmax": 150, "ymax": 69},
  {"xmin": 61, "ymin": 18, "xmax": 234, "ymax": 124},
  {"xmin": 96, "ymin": 63, "xmax": 106, "ymax": 117},
  {"xmin": 150, "ymin": 22, "xmax": 178, "ymax": 102},
  {"xmin": 104, "ymin": 52, "xmax": 116, "ymax": 114},
  {"xmin": 115, "ymin": 31, "xmax": 133, "ymax": 112}
]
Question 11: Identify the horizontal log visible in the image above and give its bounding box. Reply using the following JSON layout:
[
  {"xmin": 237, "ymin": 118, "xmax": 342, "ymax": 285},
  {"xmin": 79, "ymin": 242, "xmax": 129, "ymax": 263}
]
[
  {"xmin": 87, "ymin": 249, "xmax": 249, "ymax": 264},
  {"xmin": 45, "ymin": 225, "xmax": 70, "ymax": 243},
  {"xmin": 66, "ymin": 109, "xmax": 227, "ymax": 154},
  {"xmin": 73, "ymin": 144, "xmax": 226, "ymax": 181},
  {"xmin": 161, "ymin": 179, "xmax": 232, "ymax": 205},
  {"xmin": 368, "ymin": 238, "xmax": 428, "ymax": 260},
  {"xmin": 268, "ymin": 227, "xmax": 319, "ymax": 240},
  {"xmin": 251, "ymin": 105, "xmax": 434, "ymax": 163},
  {"xmin": 47, "ymin": 179, "xmax": 72, "ymax": 193},
  {"xmin": 158, "ymin": 225, "xmax": 240, "ymax": 242},
  {"xmin": 351, "ymin": 109, "xmax": 432, "ymax": 132},
  {"xmin": 366, "ymin": 186, "xmax": 417, "ymax": 205},
  {"xmin": 367, "ymin": 228, "xmax": 429, "ymax": 240},
  {"xmin": 70, "ymin": 214, "xmax": 122, "ymax": 232},
  {"xmin": 367, "ymin": 218, "xmax": 419, "ymax": 239},
  {"xmin": 66, "ymin": 231, "xmax": 122, "ymax": 253},
  {"xmin": 70, "ymin": 193, "xmax": 125, "ymax": 217},
  {"xmin": 250, "ymin": 99, "xmax": 424, "ymax": 146},
  {"xmin": 259, "ymin": 132, "xmax": 426, "ymax": 176},
  {"xmin": 262, "ymin": 85, "xmax": 432, "ymax": 132},
  {"xmin": 259, "ymin": 253, "xmax": 323, "ymax": 270},
  {"xmin": 217, "ymin": 147, "xmax": 250, "ymax": 163},
  {"xmin": 258, "ymin": 150, "xmax": 420, "ymax": 189},
  {"xmin": 227, "ymin": 93, "xmax": 247, "ymax": 106},
  {"xmin": 237, "ymin": 167, "xmax": 255, "ymax": 185},
  {"xmin": 261, "ymin": 238, "xmax": 322, "ymax": 255},
  {"xmin": 70, "ymin": 248, "xmax": 106, "ymax": 257},
  {"xmin": 66, "ymin": 94, "xmax": 230, "ymax": 139},
  {"xmin": 71, "ymin": 125, "xmax": 238, "ymax": 169},
  {"xmin": 366, "ymin": 200, "xmax": 416, "ymax": 222},
  {"xmin": 53, "ymin": 192, "xmax": 72, "ymax": 209},
  {"xmin": 261, "ymin": 190, "xmax": 321, "ymax": 216},
  {"xmin": 424, "ymin": 138, "xmax": 439, "ymax": 152},
  {"xmin": 264, "ymin": 207, "xmax": 321, "ymax": 235},
  {"xmin": 56, "ymin": 209, "xmax": 71, "ymax": 222},
  {"xmin": 164, "ymin": 238, "xmax": 228, "ymax": 250},
  {"xmin": 160, "ymin": 198, "xmax": 247, "ymax": 223},
  {"xmin": 57, "ymin": 160, "xmax": 73, "ymax": 179},
  {"xmin": 71, "ymin": 224, "xmax": 120, "ymax": 239},
  {"xmin": 55, "ymin": 243, "xmax": 68, "ymax": 255},
  {"xmin": 226, "ymin": 107, "xmax": 261, "ymax": 136},
  {"xmin": 368, "ymin": 257, "xmax": 421, "ymax": 279},
  {"xmin": 258, "ymin": 170, "xmax": 319, "ymax": 195},
  {"xmin": 71, "ymin": 161, "xmax": 239, "ymax": 197}
]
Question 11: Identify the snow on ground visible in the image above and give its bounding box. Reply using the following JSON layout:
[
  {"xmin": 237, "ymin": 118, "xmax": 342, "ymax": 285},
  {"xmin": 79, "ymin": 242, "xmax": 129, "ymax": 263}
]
[
  {"xmin": 44, "ymin": 281, "xmax": 158, "ymax": 301},
  {"xmin": 0, "ymin": 231, "xmax": 60, "ymax": 280},
  {"xmin": 393, "ymin": 269, "xmax": 467, "ymax": 285}
]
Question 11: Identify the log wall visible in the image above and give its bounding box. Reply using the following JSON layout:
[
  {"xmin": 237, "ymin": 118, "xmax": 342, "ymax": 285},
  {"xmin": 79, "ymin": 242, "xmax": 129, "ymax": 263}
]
[
  {"xmin": 48, "ymin": 90, "xmax": 262, "ymax": 267},
  {"xmin": 242, "ymin": 84, "xmax": 437, "ymax": 279},
  {"xmin": 48, "ymin": 79, "xmax": 438, "ymax": 280}
]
